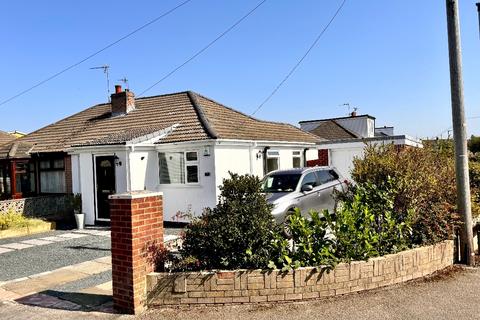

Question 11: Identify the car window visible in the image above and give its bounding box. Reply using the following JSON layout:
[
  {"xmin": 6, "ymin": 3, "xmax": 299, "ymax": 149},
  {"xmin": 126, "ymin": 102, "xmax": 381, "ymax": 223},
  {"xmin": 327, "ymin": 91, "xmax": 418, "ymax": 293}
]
[
  {"xmin": 262, "ymin": 174, "xmax": 301, "ymax": 193},
  {"xmin": 317, "ymin": 170, "xmax": 338, "ymax": 185},
  {"xmin": 301, "ymin": 172, "xmax": 318, "ymax": 188}
]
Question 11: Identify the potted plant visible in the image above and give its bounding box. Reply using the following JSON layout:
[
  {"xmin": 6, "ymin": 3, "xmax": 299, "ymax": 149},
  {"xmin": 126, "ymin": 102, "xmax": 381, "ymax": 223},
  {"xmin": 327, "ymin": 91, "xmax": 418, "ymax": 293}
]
[{"xmin": 71, "ymin": 194, "xmax": 84, "ymax": 230}]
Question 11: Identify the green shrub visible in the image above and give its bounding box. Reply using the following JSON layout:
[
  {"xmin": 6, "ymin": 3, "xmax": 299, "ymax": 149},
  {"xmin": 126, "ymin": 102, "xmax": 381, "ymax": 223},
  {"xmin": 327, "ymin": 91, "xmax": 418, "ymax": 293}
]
[
  {"xmin": 268, "ymin": 208, "xmax": 338, "ymax": 271},
  {"xmin": 351, "ymin": 144, "xmax": 457, "ymax": 245},
  {"xmin": 331, "ymin": 179, "xmax": 413, "ymax": 260},
  {"xmin": 181, "ymin": 172, "xmax": 279, "ymax": 270},
  {"xmin": 469, "ymin": 160, "xmax": 480, "ymax": 218},
  {"xmin": 0, "ymin": 209, "xmax": 32, "ymax": 230}
]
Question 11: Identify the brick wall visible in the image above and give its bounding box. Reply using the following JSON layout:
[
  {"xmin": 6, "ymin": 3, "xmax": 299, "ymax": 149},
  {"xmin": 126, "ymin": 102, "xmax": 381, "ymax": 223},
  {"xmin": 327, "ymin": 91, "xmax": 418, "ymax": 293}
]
[
  {"xmin": 64, "ymin": 155, "xmax": 72, "ymax": 194},
  {"xmin": 0, "ymin": 195, "xmax": 72, "ymax": 219},
  {"xmin": 306, "ymin": 149, "xmax": 329, "ymax": 167},
  {"xmin": 109, "ymin": 191, "xmax": 164, "ymax": 315},
  {"xmin": 146, "ymin": 240, "xmax": 453, "ymax": 307}
]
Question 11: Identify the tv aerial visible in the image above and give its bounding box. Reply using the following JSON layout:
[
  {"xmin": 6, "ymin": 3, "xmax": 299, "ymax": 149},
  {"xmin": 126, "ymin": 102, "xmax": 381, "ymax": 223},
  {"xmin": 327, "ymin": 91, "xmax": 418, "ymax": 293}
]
[
  {"xmin": 90, "ymin": 65, "xmax": 110, "ymax": 102},
  {"xmin": 118, "ymin": 77, "xmax": 129, "ymax": 89}
]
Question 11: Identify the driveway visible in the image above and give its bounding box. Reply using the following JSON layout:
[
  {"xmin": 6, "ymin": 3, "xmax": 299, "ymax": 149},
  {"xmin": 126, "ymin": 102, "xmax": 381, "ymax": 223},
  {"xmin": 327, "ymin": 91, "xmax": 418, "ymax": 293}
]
[{"xmin": 0, "ymin": 227, "xmax": 182, "ymax": 314}]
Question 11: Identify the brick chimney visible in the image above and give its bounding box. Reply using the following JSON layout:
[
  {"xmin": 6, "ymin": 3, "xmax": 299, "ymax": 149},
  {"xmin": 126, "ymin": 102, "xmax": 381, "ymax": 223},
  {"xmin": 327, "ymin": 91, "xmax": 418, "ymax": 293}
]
[{"xmin": 111, "ymin": 85, "xmax": 135, "ymax": 116}]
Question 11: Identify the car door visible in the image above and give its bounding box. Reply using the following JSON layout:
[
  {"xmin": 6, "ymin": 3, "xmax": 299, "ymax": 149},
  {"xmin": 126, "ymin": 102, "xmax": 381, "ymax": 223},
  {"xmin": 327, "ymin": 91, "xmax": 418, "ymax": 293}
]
[
  {"xmin": 297, "ymin": 171, "xmax": 320, "ymax": 217},
  {"xmin": 314, "ymin": 169, "xmax": 342, "ymax": 213}
]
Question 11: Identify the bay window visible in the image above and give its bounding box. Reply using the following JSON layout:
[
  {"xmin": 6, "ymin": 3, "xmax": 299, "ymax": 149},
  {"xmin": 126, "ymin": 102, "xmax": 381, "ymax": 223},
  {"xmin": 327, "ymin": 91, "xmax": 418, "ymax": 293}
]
[{"xmin": 159, "ymin": 151, "xmax": 199, "ymax": 184}]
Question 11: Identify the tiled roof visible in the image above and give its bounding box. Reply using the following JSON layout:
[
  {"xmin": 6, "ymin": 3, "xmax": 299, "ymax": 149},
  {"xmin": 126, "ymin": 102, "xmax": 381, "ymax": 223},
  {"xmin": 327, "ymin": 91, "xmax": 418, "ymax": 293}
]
[
  {"xmin": 9, "ymin": 91, "xmax": 319, "ymax": 153},
  {"xmin": 308, "ymin": 120, "xmax": 358, "ymax": 140},
  {"xmin": 0, "ymin": 131, "xmax": 15, "ymax": 146},
  {"xmin": 0, "ymin": 141, "xmax": 33, "ymax": 159}
]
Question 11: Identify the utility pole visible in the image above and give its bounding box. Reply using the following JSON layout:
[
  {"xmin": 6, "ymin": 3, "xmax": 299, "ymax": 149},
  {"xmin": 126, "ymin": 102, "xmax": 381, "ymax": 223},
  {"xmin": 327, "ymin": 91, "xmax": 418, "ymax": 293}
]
[
  {"xmin": 477, "ymin": 3, "xmax": 480, "ymax": 38},
  {"xmin": 445, "ymin": 0, "xmax": 474, "ymax": 266}
]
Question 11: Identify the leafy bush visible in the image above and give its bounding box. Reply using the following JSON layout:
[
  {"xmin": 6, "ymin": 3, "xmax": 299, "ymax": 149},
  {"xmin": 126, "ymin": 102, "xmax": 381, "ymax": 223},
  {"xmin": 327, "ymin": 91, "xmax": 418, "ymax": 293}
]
[
  {"xmin": 181, "ymin": 172, "xmax": 279, "ymax": 270},
  {"xmin": 331, "ymin": 179, "xmax": 413, "ymax": 260},
  {"xmin": 468, "ymin": 135, "xmax": 480, "ymax": 154},
  {"xmin": 268, "ymin": 208, "xmax": 338, "ymax": 271},
  {"xmin": 351, "ymin": 144, "xmax": 457, "ymax": 245},
  {"xmin": 0, "ymin": 209, "xmax": 41, "ymax": 230},
  {"xmin": 469, "ymin": 160, "xmax": 480, "ymax": 218}
]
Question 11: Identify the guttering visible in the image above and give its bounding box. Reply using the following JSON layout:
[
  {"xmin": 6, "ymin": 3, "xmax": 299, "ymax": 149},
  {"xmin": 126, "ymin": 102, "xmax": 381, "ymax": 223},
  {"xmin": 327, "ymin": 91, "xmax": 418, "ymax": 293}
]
[
  {"xmin": 316, "ymin": 135, "xmax": 423, "ymax": 147},
  {"xmin": 302, "ymin": 147, "xmax": 309, "ymax": 167},
  {"xmin": 263, "ymin": 146, "xmax": 270, "ymax": 176}
]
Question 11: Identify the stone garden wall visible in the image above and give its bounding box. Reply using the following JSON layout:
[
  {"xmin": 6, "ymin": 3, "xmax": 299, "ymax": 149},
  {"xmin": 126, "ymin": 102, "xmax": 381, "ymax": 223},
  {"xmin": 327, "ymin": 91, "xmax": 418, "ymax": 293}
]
[
  {"xmin": 0, "ymin": 195, "xmax": 72, "ymax": 219},
  {"xmin": 146, "ymin": 240, "xmax": 454, "ymax": 307}
]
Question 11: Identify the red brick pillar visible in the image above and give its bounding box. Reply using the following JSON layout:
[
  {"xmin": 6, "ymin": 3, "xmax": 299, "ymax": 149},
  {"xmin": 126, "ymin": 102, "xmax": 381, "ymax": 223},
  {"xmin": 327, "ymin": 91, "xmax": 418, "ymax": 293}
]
[{"xmin": 109, "ymin": 191, "xmax": 164, "ymax": 314}]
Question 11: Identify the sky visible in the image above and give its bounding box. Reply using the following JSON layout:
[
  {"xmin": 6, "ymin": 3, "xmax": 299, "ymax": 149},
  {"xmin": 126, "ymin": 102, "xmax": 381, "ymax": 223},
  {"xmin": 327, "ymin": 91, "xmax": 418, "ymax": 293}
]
[{"xmin": 1, "ymin": 0, "xmax": 479, "ymax": 139}]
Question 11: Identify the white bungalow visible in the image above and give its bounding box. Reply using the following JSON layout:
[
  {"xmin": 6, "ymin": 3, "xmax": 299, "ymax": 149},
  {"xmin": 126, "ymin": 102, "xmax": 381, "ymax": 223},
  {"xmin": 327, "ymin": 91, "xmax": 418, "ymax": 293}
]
[{"xmin": 61, "ymin": 87, "xmax": 321, "ymax": 224}]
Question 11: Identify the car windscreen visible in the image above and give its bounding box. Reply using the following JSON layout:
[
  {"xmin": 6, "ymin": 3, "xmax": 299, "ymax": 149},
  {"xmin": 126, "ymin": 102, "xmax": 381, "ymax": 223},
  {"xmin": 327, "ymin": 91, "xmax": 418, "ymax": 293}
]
[{"xmin": 262, "ymin": 174, "xmax": 301, "ymax": 193}]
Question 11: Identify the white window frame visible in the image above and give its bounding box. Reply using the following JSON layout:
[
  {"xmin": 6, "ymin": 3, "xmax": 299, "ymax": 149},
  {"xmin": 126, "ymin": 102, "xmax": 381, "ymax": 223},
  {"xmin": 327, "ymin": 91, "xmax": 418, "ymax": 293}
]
[
  {"xmin": 184, "ymin": 151, "xmax": 199, "ymax": 184},
  {"xmin": 292, "ymin": 151, "xmax": 302, "ymax": 168},
  {"xmin": 159, "ymin": 151, "xmax": 200, "ymax": 185},
  {"xmin": 266, "ymin": 150, "xmax": 280, "ymax": 173}
]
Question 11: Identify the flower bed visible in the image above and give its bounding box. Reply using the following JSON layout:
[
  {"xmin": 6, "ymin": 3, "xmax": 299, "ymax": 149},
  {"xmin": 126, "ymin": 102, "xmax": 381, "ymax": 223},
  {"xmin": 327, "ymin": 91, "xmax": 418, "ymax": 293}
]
[{"xmin": 146, "ymin": 240, "xmax": 453, "ymax": 307}]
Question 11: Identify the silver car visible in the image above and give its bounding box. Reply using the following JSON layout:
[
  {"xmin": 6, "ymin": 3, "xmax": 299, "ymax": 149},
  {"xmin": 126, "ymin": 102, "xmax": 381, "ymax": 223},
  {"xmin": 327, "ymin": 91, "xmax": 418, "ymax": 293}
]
[{"xmin": 261, "ymin": 167, "xmax": 346, "ymax": 225}]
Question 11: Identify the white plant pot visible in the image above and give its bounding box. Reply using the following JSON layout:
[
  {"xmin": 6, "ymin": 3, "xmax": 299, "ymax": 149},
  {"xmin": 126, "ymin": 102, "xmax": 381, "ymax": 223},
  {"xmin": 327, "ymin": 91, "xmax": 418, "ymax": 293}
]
[{"xmin": 75, "ymin": 213, "xmax": 85, "ymax": 230}]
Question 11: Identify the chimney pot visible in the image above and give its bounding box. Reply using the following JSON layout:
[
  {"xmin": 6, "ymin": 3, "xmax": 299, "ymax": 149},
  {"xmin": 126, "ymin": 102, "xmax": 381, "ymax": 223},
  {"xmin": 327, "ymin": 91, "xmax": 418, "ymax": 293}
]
[
  {"xmin": 351, "ymin": 111, "xmax": 357, "ymax": 117},
  {"xmin": 111, "ymin": 87, "xmax": 135, "ymax": 115}
]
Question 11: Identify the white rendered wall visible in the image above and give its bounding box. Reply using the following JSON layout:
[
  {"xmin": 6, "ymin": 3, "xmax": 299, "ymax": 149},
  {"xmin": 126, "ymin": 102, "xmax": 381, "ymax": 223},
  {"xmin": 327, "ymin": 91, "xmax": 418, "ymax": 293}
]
[
  {"xmin": 154, "ymin": 145, "xmax": 217, "ymax": 221},
  {"xmin": 214, "ymin": 144, "xmax": 311, "ymax": 199},
  {"xmin": 75, "ymin": 149, "xmax": 129, "ymax": 225},
  {"xmin": 329, "ymin": 145, "xmax": 364, "ymax": 180},
  {"xmin": 71, "ymin": 154, "xmax": 81, "ymax": 194},
  {"xmin": 78, "ymin": 153, "xmax": 95, "ymax": 225}
]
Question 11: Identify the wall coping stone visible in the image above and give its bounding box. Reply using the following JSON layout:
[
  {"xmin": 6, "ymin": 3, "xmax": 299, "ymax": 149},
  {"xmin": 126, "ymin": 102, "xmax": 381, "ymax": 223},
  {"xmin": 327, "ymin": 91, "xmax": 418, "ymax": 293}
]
[
  {"xmin": 109, "ymin": 190, "xmax": 163, "ymax": 200},
  {"xmin": 146, "ymin": 240, "xmax": 454, "ymax": 308}
]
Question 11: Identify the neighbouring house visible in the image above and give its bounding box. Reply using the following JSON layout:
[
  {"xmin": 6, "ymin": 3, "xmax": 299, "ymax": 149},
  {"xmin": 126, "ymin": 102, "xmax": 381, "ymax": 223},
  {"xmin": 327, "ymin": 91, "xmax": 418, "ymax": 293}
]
[
  {"xmin": 300, "ymin": 112, "xmax": 423, "ymax": 179},
  {"xmin": 0, "ymin": 86, "xmax": 321, "ymax": 224}
]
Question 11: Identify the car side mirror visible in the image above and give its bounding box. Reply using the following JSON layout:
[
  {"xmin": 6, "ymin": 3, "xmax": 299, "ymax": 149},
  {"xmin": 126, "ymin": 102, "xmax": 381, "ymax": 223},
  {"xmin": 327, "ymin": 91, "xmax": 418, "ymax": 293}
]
[{"xmin": 301, "ymin": 184, "xmax": 314, "ymax": 192}]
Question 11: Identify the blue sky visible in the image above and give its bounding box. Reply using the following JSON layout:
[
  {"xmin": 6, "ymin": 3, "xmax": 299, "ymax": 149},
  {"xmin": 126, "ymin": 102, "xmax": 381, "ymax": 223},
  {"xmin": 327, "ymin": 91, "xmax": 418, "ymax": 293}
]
[{"xmin": 1, "ymin": 0, "xmax": 479, "ymax": 138}]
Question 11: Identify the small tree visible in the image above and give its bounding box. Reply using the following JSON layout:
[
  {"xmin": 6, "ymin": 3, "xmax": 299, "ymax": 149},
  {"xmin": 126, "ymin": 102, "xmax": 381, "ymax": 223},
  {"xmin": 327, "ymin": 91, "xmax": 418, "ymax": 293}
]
[
  {"xmin": 351, "ymin": 144, "xmax": 457, "ymax": 245},
  {"xmin": 468, "ymin": 135, "xmax": 480, "ymax": 154},
  {"xmin": 181, "ymin": 172, "xmax": 279, "ymax": 270}
]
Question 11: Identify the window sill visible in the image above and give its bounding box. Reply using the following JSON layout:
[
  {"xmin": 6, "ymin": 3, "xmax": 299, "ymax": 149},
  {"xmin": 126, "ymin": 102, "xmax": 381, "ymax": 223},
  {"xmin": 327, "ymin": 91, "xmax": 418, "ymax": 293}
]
[{"xmin": 157, "ymin": 184, "xmax": 202, "ymax": 189}]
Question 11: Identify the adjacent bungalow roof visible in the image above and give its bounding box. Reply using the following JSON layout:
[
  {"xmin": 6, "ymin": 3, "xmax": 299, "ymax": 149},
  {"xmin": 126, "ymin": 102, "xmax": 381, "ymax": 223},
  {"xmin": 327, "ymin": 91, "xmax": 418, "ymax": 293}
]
[
  {"xmin": 308, "ymin": 120, "xmax": 358, "ymax": 140},
  {"xmin": 0, "ymin": 131, "xmax": 15, "ymax": 146},
  {"xmin": 299, "ymin": 114, "xmax": 376, "ymax": 124},
  {"xmin": 0, "ymin": 140, "xmax": 33, "ymax": 159},
  {"xmin": 7, "ymin": 91, "xmax": 320, "ymax": 154}
]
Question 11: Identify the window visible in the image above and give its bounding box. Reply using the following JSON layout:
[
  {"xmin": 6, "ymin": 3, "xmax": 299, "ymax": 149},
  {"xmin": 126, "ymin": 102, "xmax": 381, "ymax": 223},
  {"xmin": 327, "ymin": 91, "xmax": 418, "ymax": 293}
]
[
  {"xmin": 39, "ymin": 158, "xmax": 66, "ymax": 193},
  {"xmin": 262, "ymin": 174, "xmax": 301, "ymax": 193},
  {"xmin": 301, "ymin": 172, "xmax": 319, "ymax": 188},
  {"xmin": 292, "ymin": 151, "xmax": 302, "ymax": 168},
  {"xmin": 0, "ymin": 162, "xmax": 11, "ymax": 198},
  {"xmin": 159, "ymin": 151, "xmax": 199, "ymax": 184},
  {"xmin": 266, "ymin": 150, "xmax": 280, "ymax": 173},
  {"xmin": 317, "ymin": 170, "xmax": 338, "ymax": 185},
  {"xmin": 15, "ymin": 161, "xmax": 36, "ymax": 195}
]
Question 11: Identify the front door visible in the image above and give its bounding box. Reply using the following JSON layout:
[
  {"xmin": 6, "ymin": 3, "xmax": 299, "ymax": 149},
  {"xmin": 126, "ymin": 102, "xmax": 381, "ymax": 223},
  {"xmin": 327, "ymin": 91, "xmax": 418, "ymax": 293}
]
[{"xmin": 95, "ymin": 156, "xmax": 116, "ymax": 221}]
